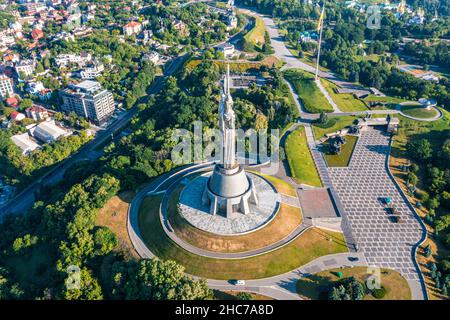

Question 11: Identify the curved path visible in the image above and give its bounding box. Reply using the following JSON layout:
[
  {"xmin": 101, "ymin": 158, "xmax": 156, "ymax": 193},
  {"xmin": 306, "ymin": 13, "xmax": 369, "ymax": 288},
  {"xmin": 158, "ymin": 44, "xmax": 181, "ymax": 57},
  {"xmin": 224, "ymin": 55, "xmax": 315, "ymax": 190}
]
[
  {"xmin": 129, "ymin": 161, "xmax": 313, "ymax": 259},
  {"xmin": 397, "ymin": 103, "xmax": 443, "ymax": 122},
  {"xmin": 206, "ymin": 252, "xmax": 368, "ymax": 300}
]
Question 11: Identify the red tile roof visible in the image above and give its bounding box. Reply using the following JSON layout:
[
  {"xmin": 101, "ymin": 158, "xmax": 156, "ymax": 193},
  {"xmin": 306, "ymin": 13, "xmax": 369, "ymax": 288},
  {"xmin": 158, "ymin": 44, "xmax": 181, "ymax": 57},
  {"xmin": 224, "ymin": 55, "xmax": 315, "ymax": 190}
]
[
  {"xmin": 6, "ymin": 97, "xmax": 18, "ymax": 107},
  {"xmin": 32, "ymin": 29, "xmax": 44, "ymax": 40}
]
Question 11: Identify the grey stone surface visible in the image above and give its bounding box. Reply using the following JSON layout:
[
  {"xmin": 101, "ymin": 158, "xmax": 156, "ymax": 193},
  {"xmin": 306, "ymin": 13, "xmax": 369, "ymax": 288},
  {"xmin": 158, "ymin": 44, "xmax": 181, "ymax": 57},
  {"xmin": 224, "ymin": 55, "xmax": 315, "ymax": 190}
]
[
  {"xmin": 328, "ymin": 127, "xmax": 424, "ymax": 283},
  {"xmin": 298, "ymin": 188, "xmax": 339, "ymax": 218},
  {"xmin": 179, "ymin": 172, "xmax": 280, "ymax": 235}
]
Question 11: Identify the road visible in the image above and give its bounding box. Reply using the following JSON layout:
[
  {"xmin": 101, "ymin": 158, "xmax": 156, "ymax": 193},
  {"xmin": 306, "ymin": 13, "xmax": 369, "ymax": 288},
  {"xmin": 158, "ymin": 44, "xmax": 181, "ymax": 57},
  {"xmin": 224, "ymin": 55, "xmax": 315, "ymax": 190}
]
[
  {"xmin": 0, "ymin": 55, "xmax": 187, "ymax": 217},
  {"xmin": 238, "ymin": 7, "xmax": 370, "ymax": 93},
  {"xmin": 207, "ymin": 252, "xmax": 368, "ymax": 300}
]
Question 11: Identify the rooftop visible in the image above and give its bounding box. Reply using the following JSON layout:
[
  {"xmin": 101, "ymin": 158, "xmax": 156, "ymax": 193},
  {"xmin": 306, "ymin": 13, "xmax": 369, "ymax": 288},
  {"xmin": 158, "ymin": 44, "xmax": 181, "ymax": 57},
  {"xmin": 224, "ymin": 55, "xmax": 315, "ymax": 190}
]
[
  {"xmin": 72, "ymin": 80, "xmax": 102, "ymax": 93},
  {"xmin": 11, "ymin": 132, "xmax": 40, "ymax": 154}
]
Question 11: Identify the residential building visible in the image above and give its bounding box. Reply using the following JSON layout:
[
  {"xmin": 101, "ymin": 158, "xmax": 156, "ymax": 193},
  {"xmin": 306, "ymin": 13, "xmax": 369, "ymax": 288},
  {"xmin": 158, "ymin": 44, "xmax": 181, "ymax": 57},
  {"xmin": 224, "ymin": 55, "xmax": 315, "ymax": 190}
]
[
  {"xmin": 6, "ymin": 97, "xmax": 18, "ymax": 108},
  {"xmin": 26, "ymin": 105, "xmax": 49, "ymax": 121},
  {"xmin": 172, "ymin": 19, "xmax": 189, "ymax": 36},
  {"xmin": 15, "ymin": 59, "xmax": 36, "ymax": 77},
  {"xmin": 299, "ymin": 31, "xmax": 319, "ymax": 43},
  {"xmin": 11, "ymin": 132, "xmax": 40, "ymax": 155},
  {"xmin": 60, "ymin": 80, "xmax": 115, "ymax": 125},
  {"xmin": 227, "ymin": 14, "xmax": 238, "ymax": 31},
  {"xmin": 142, "ymin": 51, "xmax": 160, "ymax": 65},
  {"xmin": 31, "ymin": 28, "xmax": 44, "ymax": 40},
  {"xmin": 0, "ymin": 74, "xmax": 14, "ymax": 98},
  {"xmin": 31, "ymin": 120, "xmax": 70, "ymax": 143},
  {"xmin": 26, "ymin": 81, "xmax": 52, "ymax": 101},
  {"xmin": 217, "ymin": 43, "xmax": 235, "ymax": 58},
  {"xmin": 55, "ymin": 52, "xmax": 92, "ymax": 67},
  {"xmin": 123, "ymin": 21, "xmax": 142, "ymax": 36},
  {"xmin": 10, "ymin": 111, "xmax": 26, "ymax": 122},
  {"xmin": 0, "ymin": 33, "xmax": 15, "ymax": 47},
  {"xmin": 80, "ymin": 62, "xmax": 104, "ymax": 79}
]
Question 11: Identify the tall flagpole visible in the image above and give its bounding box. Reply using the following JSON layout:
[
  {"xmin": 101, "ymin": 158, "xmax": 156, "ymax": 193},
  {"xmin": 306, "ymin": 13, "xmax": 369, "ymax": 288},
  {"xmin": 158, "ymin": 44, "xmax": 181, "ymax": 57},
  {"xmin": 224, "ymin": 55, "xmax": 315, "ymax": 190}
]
[{"xmin": 315, "ymin": 0, "xmax": 326, "ymax": 81}]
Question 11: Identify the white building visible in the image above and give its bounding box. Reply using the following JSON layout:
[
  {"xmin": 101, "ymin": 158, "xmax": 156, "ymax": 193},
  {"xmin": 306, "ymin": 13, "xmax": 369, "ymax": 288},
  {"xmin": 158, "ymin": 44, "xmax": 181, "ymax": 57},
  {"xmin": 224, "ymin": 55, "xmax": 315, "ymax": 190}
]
[
  {"xmin": 227, "ymin": 14, "xmax": 238, "ymax": 31},
  {"xmin": 15, "ymin": 59, "xmax": 36, "ymax": 77},
  {"xmin": 11, "ymin": 132, "xmax": 41, "ymax": 155},
  {"xmin": 0, "ymin": 74, "xmax": 14, "ymax": 98},
  {"xmin": 123, "ymin": 21, "xmax": 142, "ymax": 36},
  {"xmin": 217, "ymin": 43, "xmax": 235, "ymax": 58},
  {"xmin": 55, "ymin": 53, "xmax": 92, "ymax": 67},
  {"xmin": 26, "ymin": 81, "xmax": 45, "ymax": 95},
  {"xmin": 30, "ymin": 120, "xmax": 71, "ymax": 144},
  {"xmin": 80, "ymin": 63, "xmax": 104, "ymax": 79},
  {"xmin": 26, "ymin": 105, "xmax": 49, "ymax": 121},
  {"xmin": 142, "ymin": 51, "xmax": 160, "ymax": 65},
  {"xmin": 0, "ymin": 33, "xmax": 15, "ymax": 47}
]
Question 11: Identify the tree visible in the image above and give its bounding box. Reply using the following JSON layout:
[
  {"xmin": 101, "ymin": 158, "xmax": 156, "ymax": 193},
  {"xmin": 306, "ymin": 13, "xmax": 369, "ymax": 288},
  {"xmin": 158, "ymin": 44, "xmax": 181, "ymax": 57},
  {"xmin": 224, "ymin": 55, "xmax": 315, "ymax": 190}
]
[
  {"xmin": 63, "ymin": 267, "xmax": 103, "ymax": 300},
  {"xmin": 435, "ymin": 215, "xmax": 450, "ymax": 232},
  {"xmin": 319, "ymin": 112, "xmax": 328, "ymax": 124},
  {"xmin": 406, "ymin": 139, "xmax": 432, "ymax": 162},
  {"xmin": 110, "ymin": 259, "xmax": 213, "ymax": 300},
  {"xmin": 18, "ymin": 99, "xmax": 33, "ymax": 111},
  {"xmin": 93, "ymin": 227, "xmax": 118, "ymax": 256},
  {"xmin": 407, "ymin": 172, "xmax": 418, "ymax": 186}
]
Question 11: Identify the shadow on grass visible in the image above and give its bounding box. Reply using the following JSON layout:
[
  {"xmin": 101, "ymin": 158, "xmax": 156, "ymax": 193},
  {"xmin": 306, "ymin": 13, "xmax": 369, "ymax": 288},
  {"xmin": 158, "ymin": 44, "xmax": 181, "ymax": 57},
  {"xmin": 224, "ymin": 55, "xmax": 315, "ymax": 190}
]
[
  {"xmin": 312, "ymin": 228, "xmax": 349, "ymax": 248},
  {"xmin": 294, "ymin": 274, "xmax": 333, "ymax": 300}
]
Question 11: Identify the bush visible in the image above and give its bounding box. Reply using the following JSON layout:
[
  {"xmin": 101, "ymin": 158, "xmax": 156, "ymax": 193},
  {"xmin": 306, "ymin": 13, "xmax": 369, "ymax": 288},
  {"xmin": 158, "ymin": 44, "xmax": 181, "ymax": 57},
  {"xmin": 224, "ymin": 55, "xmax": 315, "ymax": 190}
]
[
  {"xmin": 415, "ymin": 189, "xmax": 429, "ymax": 203},
  {"xmin": 314, "ymin": 118, "xmax": 337, "ymax": 129},
  {"xmin": 371, "ymin": 286, "xmax": 387, "ymax": 299},
  {"xmin": 236, "ymin": 292, "xmax": 253, "ymax": 300}
]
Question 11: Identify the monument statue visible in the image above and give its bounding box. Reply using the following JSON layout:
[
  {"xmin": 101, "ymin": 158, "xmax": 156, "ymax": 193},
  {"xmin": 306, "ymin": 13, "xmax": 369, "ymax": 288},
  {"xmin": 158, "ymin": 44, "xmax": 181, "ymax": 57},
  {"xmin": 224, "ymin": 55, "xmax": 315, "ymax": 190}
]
[
  {"xmin": 219, "ymin": 64, "xmax": 236, "ymax": 169},
  {"xmin": 202, "ymin": 63, "xmax": 258, "ymax": 217}
]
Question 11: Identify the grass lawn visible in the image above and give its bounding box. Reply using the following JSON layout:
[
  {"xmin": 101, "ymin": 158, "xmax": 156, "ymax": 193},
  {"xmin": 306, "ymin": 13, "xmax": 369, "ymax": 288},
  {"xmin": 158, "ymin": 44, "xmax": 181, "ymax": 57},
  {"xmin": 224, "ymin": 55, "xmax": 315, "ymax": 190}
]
[
  {"xmin": 285, "ymin": 127, "xmax": 322, "ymax": 187},
  {"xmin": 312, "ymin": 116, "xmax": 358, "ymax": 138},
  {"xmin": 138, "ymin": 195, "xmax": 348, "ymax": 279},
  {"xmin": 391, "ymin": 108, "xmax": 449, "ymax": 156},
  {"xmin": 363, "ymin": 94, "xmax": 408, "ymax": 104},
  {"xmin": 400, "ymin": 104, "xmax": 439, "ymax": 119},
  {"xmin": 321, "ymin": 135, "xmax": 358, "ymax": 167},
  {"xmin": 95, "ymin": 191, "xmax": 138, "ymax": 258},
  {"xmin": 296, "ymin": 267, "xmax": 411, "ymax": 300},
  {"xmin": 255, "ymin": 172, "xmax": 297, "ymax": 197},
  {"xmin": 320, "ymin": 79, "xmax": 368, "ymax": 112},
  {"xmin": 214, "ymin": 290, "xmax": 273, "ymax": 300},
  {"xmin": 353, "ymin": 54, "xmax": 381, "ymax": 63},
  {"xmin": 243, "ymin": 15, "xmax": 266, "ymax": 50},
  {"xmin": 284, "ymin": 69, "xmax": 334, "ymax": 113}
]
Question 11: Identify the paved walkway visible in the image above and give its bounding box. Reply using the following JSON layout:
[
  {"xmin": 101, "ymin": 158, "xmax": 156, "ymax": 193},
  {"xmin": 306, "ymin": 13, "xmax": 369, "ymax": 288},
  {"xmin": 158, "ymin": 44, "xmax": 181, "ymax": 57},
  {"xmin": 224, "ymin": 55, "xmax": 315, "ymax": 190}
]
[
  {"xmin": 315, "ymin": 79, "xmax": 341, "ymax": 112},
  {"xmin": 303, "ymin": 124, "xmax": 358, "ymax": 252},
  {"xmin": 207, "ymin": 252, "xmax": 367, "ymax": 300},
  {"xmin": 327, "ymin": 126, "xmax": 427, "ymax": 300}
]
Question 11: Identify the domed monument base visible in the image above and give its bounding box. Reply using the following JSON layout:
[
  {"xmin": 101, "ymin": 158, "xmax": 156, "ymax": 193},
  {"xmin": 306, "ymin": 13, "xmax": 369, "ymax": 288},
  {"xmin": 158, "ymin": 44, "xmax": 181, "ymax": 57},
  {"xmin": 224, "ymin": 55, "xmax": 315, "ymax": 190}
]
[
  {"xmin": 202, "ymin": 165, "xmax": 258, "ymax": 217},
  {"xmin": 179, "ymin": 172, "xmax": 280, "ymax": 235}
]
